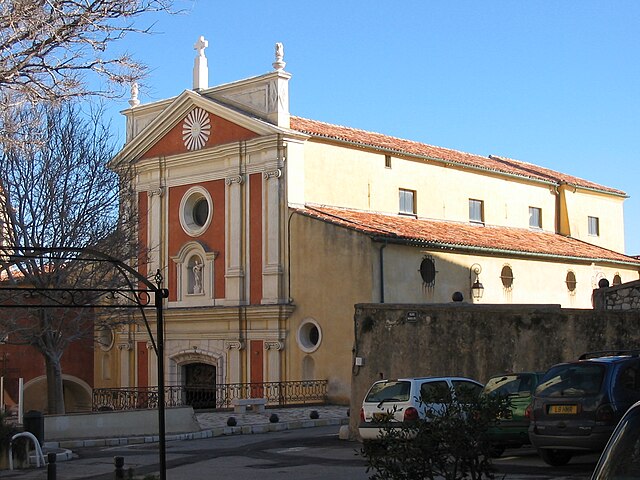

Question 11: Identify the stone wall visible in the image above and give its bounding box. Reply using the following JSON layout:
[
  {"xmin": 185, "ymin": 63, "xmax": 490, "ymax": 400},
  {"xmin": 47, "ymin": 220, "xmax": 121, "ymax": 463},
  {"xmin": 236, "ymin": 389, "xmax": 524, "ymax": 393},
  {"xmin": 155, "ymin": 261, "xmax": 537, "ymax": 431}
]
[
  {"xmin": 349, "ymin": 303, "xmax": 640, "ymax": 438},
  {"xmin": 593, "ymin": 280, "xmax": 640, "ymax": 311}
]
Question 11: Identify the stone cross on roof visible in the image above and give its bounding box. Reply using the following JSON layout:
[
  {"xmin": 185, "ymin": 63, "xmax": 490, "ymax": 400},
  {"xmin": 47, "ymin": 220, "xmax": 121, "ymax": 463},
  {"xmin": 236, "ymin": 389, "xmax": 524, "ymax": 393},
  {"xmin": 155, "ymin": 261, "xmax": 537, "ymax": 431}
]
[
  {"xmin": 193, "ymin": 35, "xmax": 209, "ymax": 90},
  {"xmin": 194, "ymin": 35, "xmax": 208, "ymax": 57}
]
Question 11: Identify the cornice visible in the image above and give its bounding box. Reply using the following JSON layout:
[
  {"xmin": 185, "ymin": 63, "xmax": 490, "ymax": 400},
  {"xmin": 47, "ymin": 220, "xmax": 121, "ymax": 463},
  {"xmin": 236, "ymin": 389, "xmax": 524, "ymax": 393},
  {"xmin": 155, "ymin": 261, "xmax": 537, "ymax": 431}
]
[{"xmin": 164, "ymin": 304, "xmax": 296, "ymax": 322}]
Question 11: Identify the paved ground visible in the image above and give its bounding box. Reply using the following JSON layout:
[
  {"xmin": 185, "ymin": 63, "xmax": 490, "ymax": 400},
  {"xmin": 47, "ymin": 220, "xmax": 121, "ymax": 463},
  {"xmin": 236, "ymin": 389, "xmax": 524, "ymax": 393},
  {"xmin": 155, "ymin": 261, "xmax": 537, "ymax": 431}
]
[{"xmin": 0, "ymin": 405, "xmax": 352, "ymax": 478}]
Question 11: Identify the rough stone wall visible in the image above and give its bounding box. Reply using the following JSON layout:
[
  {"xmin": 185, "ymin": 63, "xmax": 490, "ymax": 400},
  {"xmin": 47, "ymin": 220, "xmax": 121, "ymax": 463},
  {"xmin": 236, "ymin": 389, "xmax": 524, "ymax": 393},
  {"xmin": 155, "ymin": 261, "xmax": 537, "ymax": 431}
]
[
  {"xmin": 349, "ymin": 303, "xmax": 640, "ymax": 438},
  {"xmin": 593, "ymin": 280, "xmax": 640, "ymax": 311}
]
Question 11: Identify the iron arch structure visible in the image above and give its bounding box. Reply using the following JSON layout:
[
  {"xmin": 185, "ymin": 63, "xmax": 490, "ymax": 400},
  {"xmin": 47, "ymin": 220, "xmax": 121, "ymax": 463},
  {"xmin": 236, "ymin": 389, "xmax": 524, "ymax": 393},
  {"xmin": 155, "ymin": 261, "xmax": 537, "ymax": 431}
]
[{"xmin": 0, "ymin": 246, "xmax": 170, "ymax": 479}]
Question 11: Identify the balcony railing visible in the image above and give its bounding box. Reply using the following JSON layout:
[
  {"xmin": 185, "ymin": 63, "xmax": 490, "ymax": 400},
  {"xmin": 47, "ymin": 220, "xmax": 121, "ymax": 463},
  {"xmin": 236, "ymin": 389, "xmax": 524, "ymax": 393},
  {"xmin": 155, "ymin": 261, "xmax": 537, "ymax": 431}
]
[{"xmin": 92, "ymin": 380, "xmax": 328, "ymax": 411}]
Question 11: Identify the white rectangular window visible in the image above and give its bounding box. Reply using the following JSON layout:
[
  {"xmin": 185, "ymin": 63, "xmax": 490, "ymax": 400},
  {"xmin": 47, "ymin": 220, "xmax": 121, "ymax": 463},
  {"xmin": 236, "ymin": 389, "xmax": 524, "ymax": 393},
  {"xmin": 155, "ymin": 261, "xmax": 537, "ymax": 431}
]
[
  {"xmin": 529, "ymin": 207, "xmax": 542, "ymax": 229},
  {"xmin": 399, "ymin": 189, "xmax": 416, "ymax": 215},
  {"xmin": 588, "ymin": 216, "xmax": 600, "ymax": 236},
  {"xmin": 469, "ymin": 199, "xmax": 484, "ymax": 224}
]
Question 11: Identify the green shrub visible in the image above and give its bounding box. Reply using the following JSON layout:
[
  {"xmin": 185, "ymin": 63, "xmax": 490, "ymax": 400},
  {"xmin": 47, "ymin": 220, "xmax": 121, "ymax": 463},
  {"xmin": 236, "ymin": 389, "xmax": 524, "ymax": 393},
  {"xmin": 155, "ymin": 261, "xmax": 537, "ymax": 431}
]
[{"xmin": 361, "ymin": 385, "xmax": 510, "ymax": 480}]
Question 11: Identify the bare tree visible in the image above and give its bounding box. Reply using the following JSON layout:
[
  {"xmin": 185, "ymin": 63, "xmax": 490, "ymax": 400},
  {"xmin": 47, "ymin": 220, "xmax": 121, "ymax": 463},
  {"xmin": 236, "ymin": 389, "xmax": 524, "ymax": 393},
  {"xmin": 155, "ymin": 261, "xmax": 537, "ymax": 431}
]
[
  {"xmin": 0, "ymin": 0, "xmax": 177, "ymax": 109},
  {"xmin": 0, "ymin": 101, "xmax": 137, "ymax": 414}
]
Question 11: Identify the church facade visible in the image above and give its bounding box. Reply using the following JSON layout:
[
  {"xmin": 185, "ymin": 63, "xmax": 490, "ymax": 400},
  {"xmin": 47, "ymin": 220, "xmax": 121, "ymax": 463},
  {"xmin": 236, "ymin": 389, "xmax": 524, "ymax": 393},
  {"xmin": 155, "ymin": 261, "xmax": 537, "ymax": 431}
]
[{"xmin": 99, "ymin": 40, "xmax": 640, "ymax": 404}]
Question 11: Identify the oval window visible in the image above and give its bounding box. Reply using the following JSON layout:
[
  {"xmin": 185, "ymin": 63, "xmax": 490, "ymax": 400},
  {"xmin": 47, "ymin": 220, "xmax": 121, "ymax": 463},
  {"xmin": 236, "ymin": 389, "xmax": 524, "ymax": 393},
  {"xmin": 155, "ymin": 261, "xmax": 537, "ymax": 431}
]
[
  {"xmin": 420, "ymin": 256, "xmax": 436, "ymax": 286},
  {"xmin": 501, "ymin": 265, "xmax": 514, "ymax": 289},
  {"xmin": 566, "ymin": 271, "xmax": 577, "ymax": 292}
]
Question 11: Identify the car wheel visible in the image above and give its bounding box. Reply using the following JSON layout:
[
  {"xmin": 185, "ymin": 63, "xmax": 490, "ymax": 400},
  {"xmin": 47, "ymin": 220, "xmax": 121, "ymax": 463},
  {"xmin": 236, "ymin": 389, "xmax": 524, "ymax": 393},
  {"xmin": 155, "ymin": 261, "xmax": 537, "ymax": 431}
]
[
  {"xmin": 489, "ymin": 444, "xmax": 506, "ymax": 458},
  {"xmin": 538, "ymin": 448, "xmax": 573, "ymax": 466}
]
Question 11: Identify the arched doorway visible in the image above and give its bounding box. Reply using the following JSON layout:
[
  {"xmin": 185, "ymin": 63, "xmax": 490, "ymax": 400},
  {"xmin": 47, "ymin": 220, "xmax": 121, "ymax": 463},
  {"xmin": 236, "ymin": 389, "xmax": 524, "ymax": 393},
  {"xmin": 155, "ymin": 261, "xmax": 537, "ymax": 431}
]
[{"xmin": 183, "ymin": 362, "xmax": 216, "ymax": 409}]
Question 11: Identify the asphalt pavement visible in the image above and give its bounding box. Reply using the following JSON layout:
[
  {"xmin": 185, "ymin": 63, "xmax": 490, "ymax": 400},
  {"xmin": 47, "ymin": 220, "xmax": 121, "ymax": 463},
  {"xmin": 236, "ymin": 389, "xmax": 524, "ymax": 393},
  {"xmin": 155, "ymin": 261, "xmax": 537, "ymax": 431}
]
[{"xmin": 0, "ymin": 405, "xmax": 351, "ymax": 479}]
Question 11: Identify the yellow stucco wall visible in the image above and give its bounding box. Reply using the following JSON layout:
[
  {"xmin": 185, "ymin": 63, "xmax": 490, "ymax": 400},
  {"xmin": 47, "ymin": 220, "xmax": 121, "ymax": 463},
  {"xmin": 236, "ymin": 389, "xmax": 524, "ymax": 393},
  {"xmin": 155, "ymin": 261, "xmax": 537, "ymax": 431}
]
[
  {"xmin": 560, "ymin": 185, "xmax": 626, "ymax": 252},
  {"xmin": 293, "ymin": 140, "xmax": 626, "ymax": 252},
  {"xmin": 286, "ymin": 212, "xmax": 638, "ymax": 402},
  {"xmin": 287, "ymin": 212, "xmax": 375, "ymax": 404}
]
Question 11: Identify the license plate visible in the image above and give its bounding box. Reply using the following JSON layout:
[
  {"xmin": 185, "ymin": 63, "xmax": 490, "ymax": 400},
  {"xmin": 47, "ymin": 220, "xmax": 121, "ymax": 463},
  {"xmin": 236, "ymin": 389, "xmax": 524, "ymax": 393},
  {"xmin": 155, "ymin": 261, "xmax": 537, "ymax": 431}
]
[
  {"xmin": 373, "ymin": 412, "xmax": 394, "ymax": 422},
  {"xmin": 549, "ymin": 405, "xmax": 578, "ymax": 414}
]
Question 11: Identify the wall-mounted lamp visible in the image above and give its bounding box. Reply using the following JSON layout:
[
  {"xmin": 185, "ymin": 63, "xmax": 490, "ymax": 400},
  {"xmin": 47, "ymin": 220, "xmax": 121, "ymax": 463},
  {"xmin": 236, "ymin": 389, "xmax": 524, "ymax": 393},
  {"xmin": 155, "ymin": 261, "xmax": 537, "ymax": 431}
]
[{"xmin": 470, "ymin": 263, "xmax": 484, "ymax": 300}]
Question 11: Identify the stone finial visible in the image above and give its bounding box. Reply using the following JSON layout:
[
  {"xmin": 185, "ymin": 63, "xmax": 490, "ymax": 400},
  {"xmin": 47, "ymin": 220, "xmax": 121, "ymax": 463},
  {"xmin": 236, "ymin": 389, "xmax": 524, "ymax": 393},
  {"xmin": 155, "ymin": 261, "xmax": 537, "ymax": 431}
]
[
  {"xmin": 272, "ymin": 42, "xmax": 286, "ymax": 71},
  {"xmin": 193, "ymin": 35, "xmax": 209, "ymax": 90},
  {"xmin": 128, "ymin": 82, "xmax": 140, "ymax": 108}
]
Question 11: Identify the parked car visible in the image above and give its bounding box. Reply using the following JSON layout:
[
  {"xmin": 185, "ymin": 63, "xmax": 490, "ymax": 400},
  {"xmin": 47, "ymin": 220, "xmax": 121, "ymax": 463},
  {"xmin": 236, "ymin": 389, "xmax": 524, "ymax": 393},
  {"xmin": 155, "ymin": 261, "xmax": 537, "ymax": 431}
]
[
  {"xmin": 591, "ymin": 399, "xmax": 640, "ymax": 479},
  {"xmin": 358, "ymin": 376, "xmax": 483, "ymax": 441},
  {"xmin": 529, "ymin": 350, "xmax": 640, "ymax": 466},
  {"xmin": 481, "ymin": 371, "xmax": 544, "ymax": 457}
]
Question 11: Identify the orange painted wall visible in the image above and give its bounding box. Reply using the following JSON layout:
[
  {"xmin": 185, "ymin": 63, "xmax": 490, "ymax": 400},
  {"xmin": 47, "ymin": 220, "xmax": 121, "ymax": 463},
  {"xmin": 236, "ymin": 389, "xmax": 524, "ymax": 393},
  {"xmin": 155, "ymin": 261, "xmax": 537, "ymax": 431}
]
[
  {"xmin": 249, "ymin": 174, "xmax": 263, "ymax": 305},
  {"xmin": 0, "ymin": 337, "xmax": 93, "ymax": 405},
  {"xmin": 141, "ymin": 112, "xmax": 259, "ymax": 160},
  {"xmin": 167, "ymin": 180, "xmax": 226, "ymax": 301}
]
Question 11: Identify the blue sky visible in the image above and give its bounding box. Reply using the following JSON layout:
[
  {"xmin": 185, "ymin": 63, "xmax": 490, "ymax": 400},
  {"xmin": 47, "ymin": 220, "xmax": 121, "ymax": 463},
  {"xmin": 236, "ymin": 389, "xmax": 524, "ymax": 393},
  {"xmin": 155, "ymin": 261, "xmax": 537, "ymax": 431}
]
[{"xmin": 110, "ymin": 0, "xmax": 640, "ymax": 255}]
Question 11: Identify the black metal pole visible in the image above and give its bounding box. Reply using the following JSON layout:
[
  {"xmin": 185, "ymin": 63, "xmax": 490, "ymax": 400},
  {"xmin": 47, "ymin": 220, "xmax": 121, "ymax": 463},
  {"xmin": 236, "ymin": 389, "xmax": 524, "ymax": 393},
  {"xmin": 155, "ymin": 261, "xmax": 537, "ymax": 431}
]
[
  {"xmin": 47, "ymin": 452, "xmax": 56, "ymax": 480},
  {"xmin": 155, "ymin": 276, "xmax": 168, "ymax": 480}
]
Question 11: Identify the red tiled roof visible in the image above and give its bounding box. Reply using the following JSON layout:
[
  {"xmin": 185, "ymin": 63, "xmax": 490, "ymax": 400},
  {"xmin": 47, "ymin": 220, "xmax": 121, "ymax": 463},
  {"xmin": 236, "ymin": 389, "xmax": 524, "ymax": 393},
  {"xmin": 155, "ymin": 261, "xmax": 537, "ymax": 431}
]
[
  {"xmin": 295, "ymin": 205, "xmax": 640, "ymax": 266},
  {"xmin": 289, "ymin": 117, "xmax": 625, "ymax": 196}
]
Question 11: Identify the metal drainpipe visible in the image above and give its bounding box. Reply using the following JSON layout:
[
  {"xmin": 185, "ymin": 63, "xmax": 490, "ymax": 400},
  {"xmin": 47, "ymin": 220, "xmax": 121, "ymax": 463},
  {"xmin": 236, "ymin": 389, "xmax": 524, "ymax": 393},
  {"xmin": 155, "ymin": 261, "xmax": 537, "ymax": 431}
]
[{"xmin": 379, "ymin": 243, "xmax": 387, "ymax": 303}]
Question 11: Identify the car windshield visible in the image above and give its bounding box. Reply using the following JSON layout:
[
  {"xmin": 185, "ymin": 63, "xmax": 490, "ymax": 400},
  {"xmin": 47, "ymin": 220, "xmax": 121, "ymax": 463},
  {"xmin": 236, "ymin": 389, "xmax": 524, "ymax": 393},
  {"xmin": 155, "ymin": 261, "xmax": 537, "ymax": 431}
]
[
  {"xmin": 593, "ymin": 405, "xmax": 640, "ymax": 479},
  {"xmin": 365, "ymin": 381, "xmax": 411, "ymax": 403},
  {"xmin": 483, "ymin": 374, "xmax": 536, "ymax": 397},
  {"xmin": 536, "ymin": 363, "xmax": 605, "ymax": 398}
]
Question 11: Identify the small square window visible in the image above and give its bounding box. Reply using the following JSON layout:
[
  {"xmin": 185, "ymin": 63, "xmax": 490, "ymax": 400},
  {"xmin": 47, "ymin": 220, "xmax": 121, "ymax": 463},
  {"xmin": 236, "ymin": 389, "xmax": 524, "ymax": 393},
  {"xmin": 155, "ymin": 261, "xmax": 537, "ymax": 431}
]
[
  {"xmin": 529, "ymin": 207, "xmax": 542, "ymax": 229},
  {"xmin": 469, "ymin": 199, "xmax": 484, "ymax": 224},
  {"xmin": 385, "ymin": 155, "xmax": 392, "ymax": 168},
  {"xmin": 399, "ymin": 189, "xmax": 416, "ymax": 215},
  {"xmin": 588, "ymin": 216, "xmax": 600, "ymax": 236}
]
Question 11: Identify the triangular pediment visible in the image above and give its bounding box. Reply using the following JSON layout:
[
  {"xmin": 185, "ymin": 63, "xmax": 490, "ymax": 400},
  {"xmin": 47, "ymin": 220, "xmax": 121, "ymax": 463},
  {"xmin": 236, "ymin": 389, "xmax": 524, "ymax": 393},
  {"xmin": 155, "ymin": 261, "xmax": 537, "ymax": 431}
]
[{"xmin": 112, "ymin": 90, "xmax": 294, "ymax": 165}]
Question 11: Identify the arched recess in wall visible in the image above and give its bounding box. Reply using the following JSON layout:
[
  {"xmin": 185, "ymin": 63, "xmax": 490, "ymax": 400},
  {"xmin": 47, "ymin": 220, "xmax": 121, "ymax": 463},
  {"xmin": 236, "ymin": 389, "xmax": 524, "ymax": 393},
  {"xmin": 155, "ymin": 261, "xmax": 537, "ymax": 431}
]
[
  {"xmin": 170, "ymin": 241, "xmax": 218, "ymax": 303},
  {"xmin": 302, "ymin": 355, "xmax": 315, "ymax": 381},
  {"xmin": 23, "ymin": 374, "xmax": 92, "ymax": 413}
]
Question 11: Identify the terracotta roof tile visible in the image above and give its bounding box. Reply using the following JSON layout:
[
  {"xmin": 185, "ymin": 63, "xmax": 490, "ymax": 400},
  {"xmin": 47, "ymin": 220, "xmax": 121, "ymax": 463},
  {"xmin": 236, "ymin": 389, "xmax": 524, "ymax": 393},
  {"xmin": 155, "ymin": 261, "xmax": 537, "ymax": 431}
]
[
  {"xmin": 296, "ymin": 205, "xmax": 640, "ymax": 266},
  {"xmin": 289, "ymin": 117, "xmax": 625, "ymax": 196}
]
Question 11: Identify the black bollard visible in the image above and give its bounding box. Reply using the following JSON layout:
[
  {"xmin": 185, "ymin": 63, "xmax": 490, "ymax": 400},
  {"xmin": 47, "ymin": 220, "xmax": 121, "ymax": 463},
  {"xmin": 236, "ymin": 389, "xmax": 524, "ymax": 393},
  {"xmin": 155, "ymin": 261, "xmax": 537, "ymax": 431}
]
[
  {"xmin": 47, "ymin": 452, "xmax": 57, "ymax": 480},
  {"xmin": 114, "ymin": 456, "xmax": 125, "ymax": 479}
]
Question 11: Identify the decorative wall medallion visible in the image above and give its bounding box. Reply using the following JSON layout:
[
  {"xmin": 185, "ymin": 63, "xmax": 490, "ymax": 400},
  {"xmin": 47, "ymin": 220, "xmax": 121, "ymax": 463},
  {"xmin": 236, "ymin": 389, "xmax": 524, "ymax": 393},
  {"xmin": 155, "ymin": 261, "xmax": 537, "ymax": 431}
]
[{"xmin": 182, "ymin": 108, "xmax": 211, "ymax": 151}]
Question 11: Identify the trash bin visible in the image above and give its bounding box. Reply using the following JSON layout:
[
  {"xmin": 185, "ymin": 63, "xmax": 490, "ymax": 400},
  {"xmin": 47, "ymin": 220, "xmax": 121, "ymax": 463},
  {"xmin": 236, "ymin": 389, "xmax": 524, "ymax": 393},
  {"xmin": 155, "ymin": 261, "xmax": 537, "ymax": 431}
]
[{"xmin": 23, "ymin": 410, "xmax": 44, "ymax": 445}]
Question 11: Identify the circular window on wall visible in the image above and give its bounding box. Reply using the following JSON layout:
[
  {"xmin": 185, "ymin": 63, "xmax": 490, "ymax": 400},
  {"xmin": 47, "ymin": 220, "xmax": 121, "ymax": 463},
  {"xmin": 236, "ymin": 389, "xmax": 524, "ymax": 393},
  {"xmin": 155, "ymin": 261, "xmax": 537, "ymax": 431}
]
[
  {"xmin": 180, "ymin": 187, "xmax": 213, "ymax": 237},
  {"xmin": 566, "ymin": 271, "xmax": 577, "ymax": 292},
  {"xmin": 297, "ymin": 319, "xmax": 322, "ymax": 353}
]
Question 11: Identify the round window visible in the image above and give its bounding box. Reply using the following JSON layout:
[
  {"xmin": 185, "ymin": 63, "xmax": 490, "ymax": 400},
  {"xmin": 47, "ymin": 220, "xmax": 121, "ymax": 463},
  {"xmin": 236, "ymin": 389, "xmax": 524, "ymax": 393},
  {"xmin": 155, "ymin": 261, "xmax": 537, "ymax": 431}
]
[
  {"xmin": 566, "ymin": 271, "xmax": 577, "ymax": 292},
  {"xmin": 297, "ymin": 319, "xmax": 322, "ymax": 353},
  {"xmin": 180, "ymin": 187, "xmax": 213, "ymax": 236}
]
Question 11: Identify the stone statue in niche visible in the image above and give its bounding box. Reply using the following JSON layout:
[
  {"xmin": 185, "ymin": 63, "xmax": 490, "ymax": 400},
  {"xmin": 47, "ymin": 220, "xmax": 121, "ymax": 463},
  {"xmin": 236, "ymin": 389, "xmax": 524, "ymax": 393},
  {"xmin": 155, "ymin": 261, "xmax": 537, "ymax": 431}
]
[{"xmin": 191, "ymin": 260, "xmax": 203, "ymax": 294}]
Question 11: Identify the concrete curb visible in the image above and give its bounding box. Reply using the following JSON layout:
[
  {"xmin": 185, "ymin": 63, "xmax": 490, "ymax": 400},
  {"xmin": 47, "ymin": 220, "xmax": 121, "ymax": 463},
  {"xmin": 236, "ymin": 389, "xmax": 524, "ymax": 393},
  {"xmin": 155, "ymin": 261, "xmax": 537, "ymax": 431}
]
[{"xmin": 43, "ymin": 417, "xmax": 349, "ymax": 450}]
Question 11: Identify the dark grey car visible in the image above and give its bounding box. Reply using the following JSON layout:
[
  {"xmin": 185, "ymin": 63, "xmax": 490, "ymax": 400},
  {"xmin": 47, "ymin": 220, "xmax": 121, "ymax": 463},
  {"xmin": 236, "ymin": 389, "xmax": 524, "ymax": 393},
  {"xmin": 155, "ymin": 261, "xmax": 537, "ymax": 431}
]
[{"xmin": 529, "ymin": 351, "xmax": 640, "ymax": 466}]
